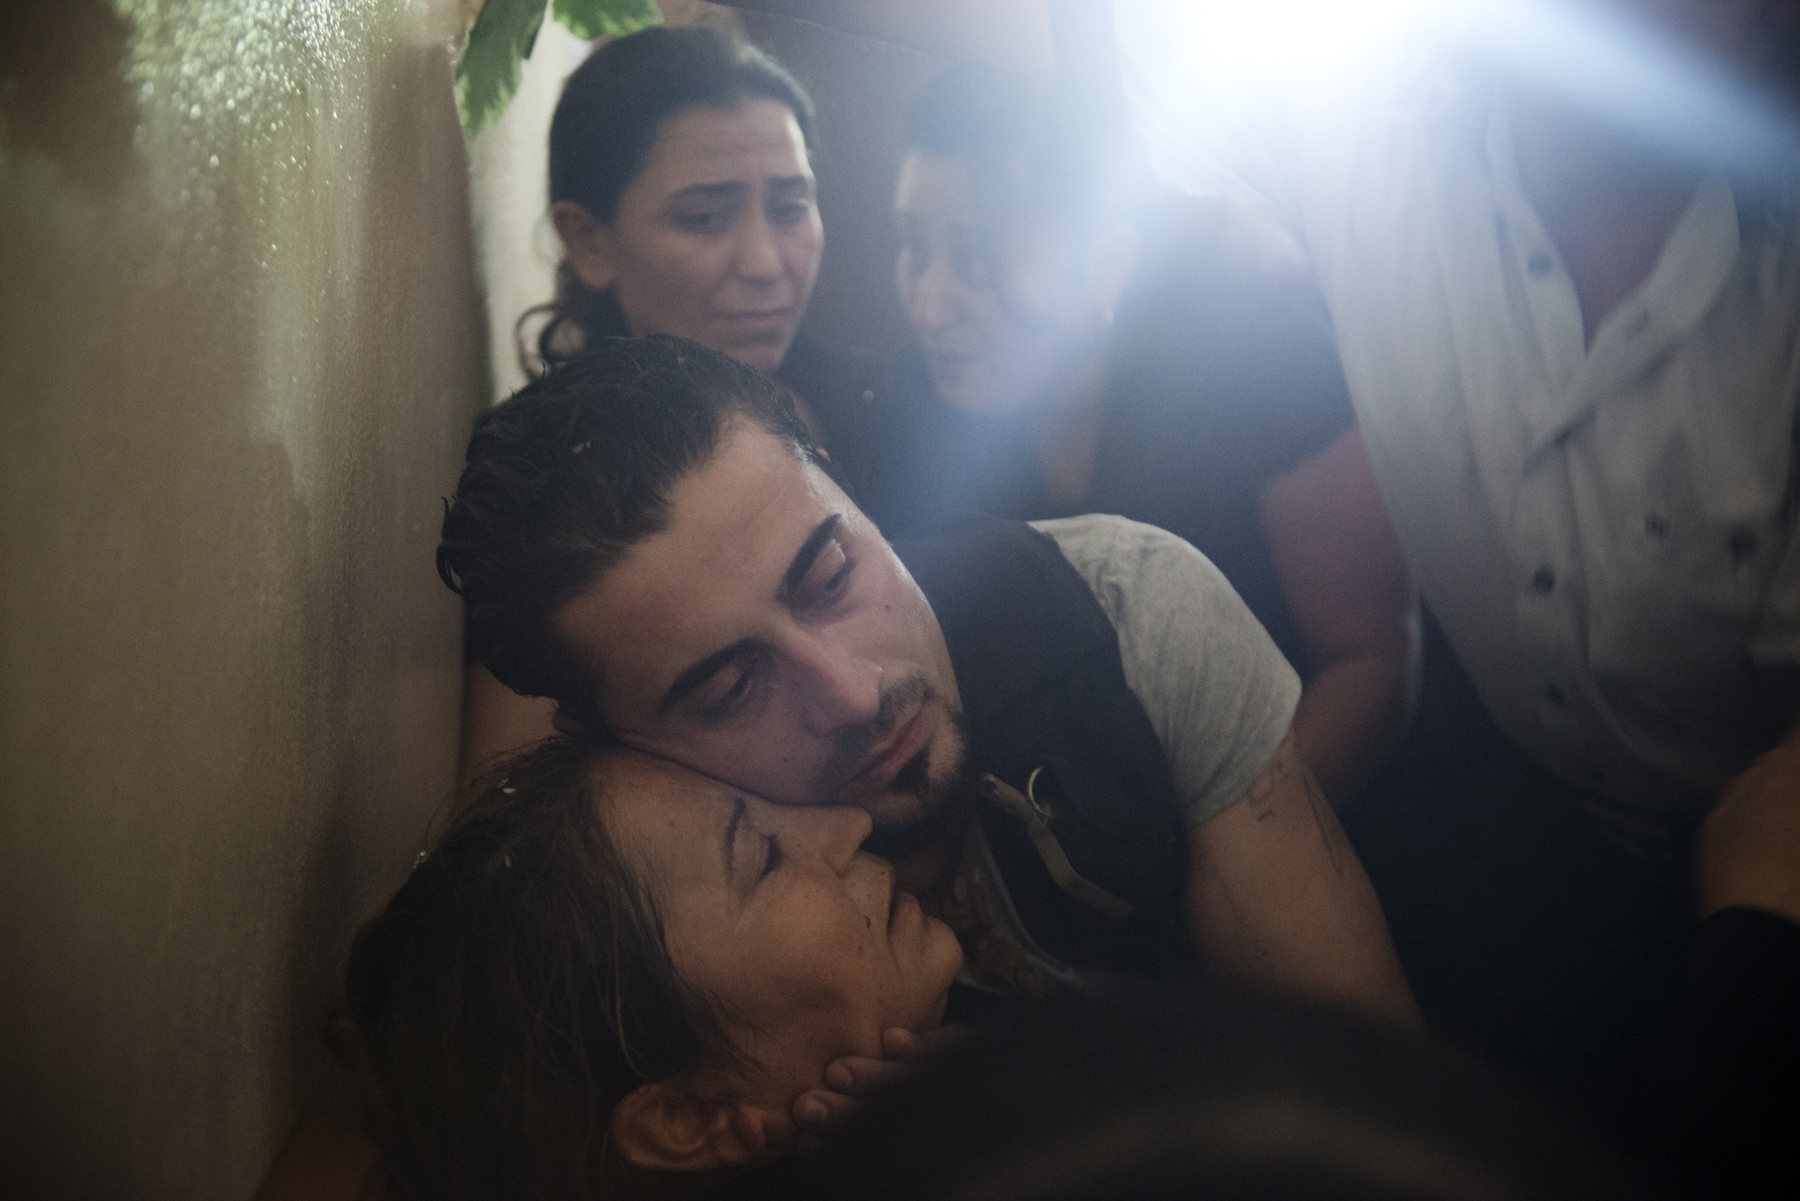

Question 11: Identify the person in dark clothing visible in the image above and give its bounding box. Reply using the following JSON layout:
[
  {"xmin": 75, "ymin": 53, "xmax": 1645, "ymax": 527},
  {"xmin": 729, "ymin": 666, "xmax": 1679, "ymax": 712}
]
[
  {"xmin": 845, "ymin": 68, "xmax": 1413, "ymax": 800},
  {"xmin": 863, "ymin": 191, "xmax": 1353, "ymax": 679},
  {"xmin": 529, "ymin": 25, "xmax": 876, "ymax": 433}
]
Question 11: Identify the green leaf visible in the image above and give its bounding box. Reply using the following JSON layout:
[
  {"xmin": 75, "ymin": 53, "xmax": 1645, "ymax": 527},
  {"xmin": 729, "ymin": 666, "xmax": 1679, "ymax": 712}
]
[
  {"xmin": 552, "ymin": 0, "xmax": 662, "ymax": 43},
  {"xmin": 455, "ymin": 0, "xmax": 663, "ymax": 143},
  {"xmin": 454, "ymin": 0, "xmax": 549, "ymax": 142}
]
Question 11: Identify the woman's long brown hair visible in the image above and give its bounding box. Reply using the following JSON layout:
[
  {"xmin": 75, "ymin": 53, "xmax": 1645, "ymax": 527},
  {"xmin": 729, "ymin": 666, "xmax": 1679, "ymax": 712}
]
[{"xmin": 338, "ymin": 740, "xmax": 741, "ymax": 1200}]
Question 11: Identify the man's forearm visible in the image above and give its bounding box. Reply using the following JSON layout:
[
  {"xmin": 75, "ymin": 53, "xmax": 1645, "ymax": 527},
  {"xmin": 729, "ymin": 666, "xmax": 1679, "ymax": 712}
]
[
  {"xmin": 1186, "ymin": 732, "xmax": 1422, "ymax": 1027},
  {"xmin": 1260, "ymin": 427, "xmax": 1418, "ymax": 803},
  {"xmin": 1291, "ymin": 648, "xmax": 1410, "ymax": 802}
]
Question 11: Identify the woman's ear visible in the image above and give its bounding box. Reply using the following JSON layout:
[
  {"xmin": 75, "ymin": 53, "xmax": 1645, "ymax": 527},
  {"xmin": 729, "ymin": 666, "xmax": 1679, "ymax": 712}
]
[
  {"xmin": 611, "ymin": 1081, "xmax": 773, "ymax": 1172},
  {"xmin": 551, "ymin": 200, "xmax": 619, "ymax": 293},
  {"xmin": 1085, "ymin": 222, "xmax": 1142, "ymax": 327}
]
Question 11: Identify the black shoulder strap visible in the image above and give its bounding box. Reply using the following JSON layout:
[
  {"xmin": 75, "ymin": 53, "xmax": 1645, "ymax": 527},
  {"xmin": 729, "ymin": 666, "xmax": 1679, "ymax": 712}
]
[
  {"xmin": 896, "ymin": 514, "xmax": 1115, "ymax": 729},
  {"xmin": 893, "ymin": 515, "xmax": 1190, "ymax": 973}
]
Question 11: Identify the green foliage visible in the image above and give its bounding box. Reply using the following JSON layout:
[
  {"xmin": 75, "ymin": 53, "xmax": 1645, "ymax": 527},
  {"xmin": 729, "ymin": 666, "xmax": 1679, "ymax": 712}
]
[
  {"xmin": 553, "ymin": 0, "xmax": 662, "ymax": 43},
  {"xmin": 455, "ymin": 0, "xmax": 662, "ymax": 142},
  {"xmin": 454, "ymin": 0, "xmax": 548, "ymax": 142}
]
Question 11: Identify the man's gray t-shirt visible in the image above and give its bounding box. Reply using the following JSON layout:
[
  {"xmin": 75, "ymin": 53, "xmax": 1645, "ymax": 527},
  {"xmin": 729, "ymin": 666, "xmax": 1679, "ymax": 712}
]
[
  {"xmin": 961, "ymin": 515, "xmax": 1300, "ymax": 989},
  {"xmin": 1032, "ymin": 514, "xmax": 1299, "ymax": 828}
]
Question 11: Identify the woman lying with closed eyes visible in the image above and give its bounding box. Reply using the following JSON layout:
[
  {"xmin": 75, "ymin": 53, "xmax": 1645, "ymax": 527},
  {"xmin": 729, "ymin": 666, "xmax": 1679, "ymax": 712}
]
[{"xmin": 339, "ymin": 738, "xmax": 963, "ymax": 1200}]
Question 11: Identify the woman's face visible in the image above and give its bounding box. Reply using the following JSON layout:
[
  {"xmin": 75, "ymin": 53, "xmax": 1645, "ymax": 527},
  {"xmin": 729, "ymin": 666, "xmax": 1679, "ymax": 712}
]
[
  {"xmin": 894, "ymin": 149, "xmax": 1094, "ymax": 413},
  {"xmin": 559, "ymin": 99, "xmax": 823, "ymax": 374},
  {"xmin": 601, "ymin": 754, "xmax": 963, "ymax": 1103}
]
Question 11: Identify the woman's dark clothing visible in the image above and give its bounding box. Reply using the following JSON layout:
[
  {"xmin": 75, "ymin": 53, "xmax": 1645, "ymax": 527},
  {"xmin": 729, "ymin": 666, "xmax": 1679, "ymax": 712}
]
[
  {"xmin": 833, "ymin": 195, "xmax": 1357, "ymax": 676},
  {"xmin": 773, "ymin": 329, "xmax": 884, "ymax": 453}
]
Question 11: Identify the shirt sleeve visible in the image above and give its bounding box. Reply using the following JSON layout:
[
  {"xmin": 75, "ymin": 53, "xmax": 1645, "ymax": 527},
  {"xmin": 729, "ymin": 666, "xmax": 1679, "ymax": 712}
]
[{"xmin": 1032, "ymin": 515, "xmax": 1301, "ymax": 827}]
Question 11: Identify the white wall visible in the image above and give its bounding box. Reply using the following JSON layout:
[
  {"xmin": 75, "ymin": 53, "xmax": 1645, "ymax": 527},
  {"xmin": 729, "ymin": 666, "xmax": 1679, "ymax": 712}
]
[{"xmin": 0, "ymin": 1, "xmax": 484, "ymax": 1195}]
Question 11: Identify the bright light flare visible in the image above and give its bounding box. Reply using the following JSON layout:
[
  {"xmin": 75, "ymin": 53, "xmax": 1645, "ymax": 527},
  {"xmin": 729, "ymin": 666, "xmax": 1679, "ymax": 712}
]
[
  {"xmin": 1164, "ymin": 0, "xmax": 1457, "ymax": 93},
  {"xmin": 1121, "ymin": 0, "xmax": 1799, "ymax": 185}
]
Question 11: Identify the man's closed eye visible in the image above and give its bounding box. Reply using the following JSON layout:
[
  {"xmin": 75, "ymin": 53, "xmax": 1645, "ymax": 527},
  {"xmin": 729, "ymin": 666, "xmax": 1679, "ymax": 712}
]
[
  {"xmin": 796, "ymin": 539, "xmax": 853, "ymax": 611},
  {"xmin": 700, "ymin": 664, "xmax": 758, "ymax": 721}
]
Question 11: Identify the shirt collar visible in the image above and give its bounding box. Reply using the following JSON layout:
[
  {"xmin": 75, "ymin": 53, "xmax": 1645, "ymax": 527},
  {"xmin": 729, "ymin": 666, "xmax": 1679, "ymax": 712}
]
[{"xmin": 1485, "ymin": 104, "xmax": 1742, "ymax": 451}]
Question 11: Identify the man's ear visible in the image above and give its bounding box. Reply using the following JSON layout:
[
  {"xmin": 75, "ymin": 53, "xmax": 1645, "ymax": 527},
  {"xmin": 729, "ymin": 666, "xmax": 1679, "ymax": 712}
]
[
  {"xmin": 611, "ymin": 1081, "xmax": 773, "ymax": 1172},
  {"xmin": 551, "ymin": 199, "xmax": 619, "ymax": 293},
  {"xmin": 1084, "ymin": 222, "xmax": 1142, "ymax": 327}
]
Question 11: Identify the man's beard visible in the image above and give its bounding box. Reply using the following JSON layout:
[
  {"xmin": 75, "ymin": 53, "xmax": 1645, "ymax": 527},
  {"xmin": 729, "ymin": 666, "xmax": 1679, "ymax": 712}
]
[
  {"xmin": 859, "ymin": 751, "xmax": 980, "ymax": 861},
  {"xmin": 815, "ymin": 674, "xmax": 980, "ymax": 858}
]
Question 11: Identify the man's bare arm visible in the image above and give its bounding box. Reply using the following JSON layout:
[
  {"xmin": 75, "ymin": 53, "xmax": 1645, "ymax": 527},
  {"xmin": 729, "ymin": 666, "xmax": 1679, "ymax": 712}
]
[
  {"xmin": 718, "ymin": 1, "xmax": 1054, "ymax": 75},
  {"xmin": 1187, "ymin": 730, "xmax": 1422, "ymax": 1027},
  {"xmin": 1260, "ymin": 428, "xmax": 1417, "ymax": 802}
]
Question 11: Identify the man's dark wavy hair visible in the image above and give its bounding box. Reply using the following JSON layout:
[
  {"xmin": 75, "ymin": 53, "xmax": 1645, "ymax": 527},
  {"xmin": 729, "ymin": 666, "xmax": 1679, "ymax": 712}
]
[{"xmin": 437, "ymin": 336, "xmax": 819, "ymax": 729}]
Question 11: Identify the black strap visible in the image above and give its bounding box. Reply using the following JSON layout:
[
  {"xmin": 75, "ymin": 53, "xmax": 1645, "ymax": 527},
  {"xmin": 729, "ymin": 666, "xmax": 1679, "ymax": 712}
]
[{"xmin": 893, "ymin": 515, "xmax": 1190, "ymax": 974}]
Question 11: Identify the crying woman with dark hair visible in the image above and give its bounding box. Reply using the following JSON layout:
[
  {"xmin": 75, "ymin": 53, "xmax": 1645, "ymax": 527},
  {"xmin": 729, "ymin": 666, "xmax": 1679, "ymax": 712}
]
[{"xmin": 530, "ymin": 24, "xmax": 877, "ymax": 447}]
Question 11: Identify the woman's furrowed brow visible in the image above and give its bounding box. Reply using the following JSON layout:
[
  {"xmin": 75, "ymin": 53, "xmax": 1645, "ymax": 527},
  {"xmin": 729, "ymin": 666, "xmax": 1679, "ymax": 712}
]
[
  {"xmin": 667, "ymin": 180, "xmax": 746, "ymax": 204},
  {"xmin": 778, "ymin": 514, "xmax": 844, "ymax": 602},
  {"xmin": 767, "ymin": 175, "xmax": 815, "ymax": 196}
]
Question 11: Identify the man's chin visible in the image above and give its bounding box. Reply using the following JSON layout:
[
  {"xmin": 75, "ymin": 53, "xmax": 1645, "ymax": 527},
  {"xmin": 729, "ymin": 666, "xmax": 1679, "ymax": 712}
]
[
  {"xmin": 859, "ymin": 753, "xmax": 978, "ymax": 862},
  {"xmin": 836, "ymin": 701, "xmax": 975, "ymax": 860}
]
